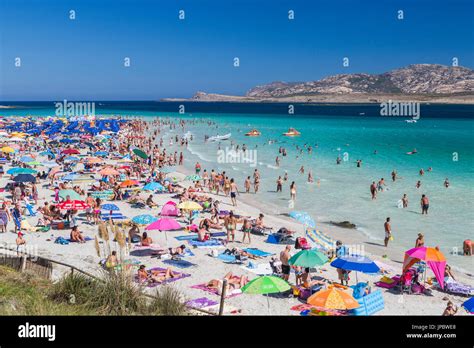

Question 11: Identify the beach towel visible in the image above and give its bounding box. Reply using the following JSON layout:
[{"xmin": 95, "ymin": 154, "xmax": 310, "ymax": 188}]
[
  {"xmin": 188, "ymin": 238, "xmax": 224, "ymax": 248},
  {"xmin": 25, "ymin": 204, "xmax": 36, "ymax": 217},
  {"xmin": 162, "ymin": 258, "xmax": 197, "ymax": 269},
  {"xmin": 54, "ymin": 236, "xmax": 69, "ymax": 245},
  {"xmin": 243, "ymin": 248, "xmax": 274, "ymax": 257},
  {"xmin": 175, "ymin": 232, "xmax": 226, "ymax": 241},
  {"xmin": 375, "ymin": 275, "xmax": 400, "ymax": 289},
  {"xmin": 133, "ymin": 244, "xmax": 162, "ymax": 250},
  {"xmin": 217, "ymin": 253, "xmax": 236, "ymax": 263},
  {"xmin": 185, "ymin": 297, "xmax": 219, "ymax": 309},
  {"xmin": 66, "ymin": 236, "xmax": 94, "ymax": 242},
  {"xmin": 204, "ymin": 303, "xmax": 241, "ymax": 315},
  {"xmin": 191, "ymin": 277, "xmax": 242, "ymax": 298},
  {"xmin": 135, "ymin": 267, "xmax": 190, "ymax": 287},
  {"xmin": 240, "ymin": 262, "xmax": 273, "ymax": 275}
]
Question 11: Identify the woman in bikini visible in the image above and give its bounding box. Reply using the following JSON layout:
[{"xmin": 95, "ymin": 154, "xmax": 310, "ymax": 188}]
[{"xmin": 137, "ymin": 265, "xmax": 176, "ymax": 284}]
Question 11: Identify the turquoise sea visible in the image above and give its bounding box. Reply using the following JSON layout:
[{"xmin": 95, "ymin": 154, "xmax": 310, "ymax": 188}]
[{"xmin": 1, "ymin": 102, "xmax": 473, "ymax": 272}]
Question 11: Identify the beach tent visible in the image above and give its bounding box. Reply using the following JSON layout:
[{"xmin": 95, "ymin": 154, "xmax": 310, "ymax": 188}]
[
  {"xmin": 160, "ymin": 201, "xmax": 179, "ymax": 216},
  {"xmin": 402, "ymin": 247, "xmax": 446, "ymax": 289}
]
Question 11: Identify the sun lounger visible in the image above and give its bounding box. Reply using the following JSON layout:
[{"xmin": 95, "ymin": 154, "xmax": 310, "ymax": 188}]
[{"xmin": 135, "ymin": 267, "xmax": 190, "ymax": 287}]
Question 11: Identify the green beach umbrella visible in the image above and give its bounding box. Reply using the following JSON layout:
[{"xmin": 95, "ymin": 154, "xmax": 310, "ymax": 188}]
[
  {"xmin": 241, "ymin": 275, "xmax": 291, "ymax": 294},
  {"xmin": 59, "ymin": 189, "xmax": 81, "ymax": 200},
  {"xmin": 288, "ymin": 249, "xmax": 329, "ymax": 268},
  {"xmin": 27, "ymin": 161, "xmax": 42, "ymax": 166},
  {"xmin": 132, "ymin": 148, "xmax": 148, "ymax": 160},
  {"xmin": 241, "ymin": 276, "xmax": 291, "ymax": 314}
]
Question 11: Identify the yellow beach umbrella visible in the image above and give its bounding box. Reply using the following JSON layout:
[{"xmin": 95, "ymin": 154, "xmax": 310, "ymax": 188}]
[
  {"xmin": 177, "ymin": 201, "xmax": 203, "ymax": 211},
  {"xmin": 1, "ymin": 146, "xmax": 15, "ymax": 153},
  {"xmin": 307, "ymin": 286, "xmax": 360, "ymax": 310}
]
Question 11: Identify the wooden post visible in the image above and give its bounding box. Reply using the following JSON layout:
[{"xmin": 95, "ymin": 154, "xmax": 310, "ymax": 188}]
[
  {"xmin": 71, "ymin": 267, "xmax": 74, "ymax": 276},
  {"xmin": 20, "ymin": 255, "xmax": 27, "ymax": 272},
  {"xmin": 218, "ymin": 279, "xmax": 228, "ymax": 316}
]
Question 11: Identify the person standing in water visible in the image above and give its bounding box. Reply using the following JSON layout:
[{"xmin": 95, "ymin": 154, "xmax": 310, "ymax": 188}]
[
  {"xmin": 370, "ymin": 182, "xmax": 377, "ymax": 200},
  {"xmin": 244, "ymin": 176, "xmax": 251, "ymax": 193},
  {"xmin": 384, "ymin": 217, "xmax": 392, "ymax": 247},
  {"xmin": 402, "ymin": 194, "xmax": 408, "ymax": 208},
  {"xmin": 275, "ymin": 156, "xmax": 280, "ymax": 167},
  {"xmin": 391, "ymin": 170, "xmax": 397, "ymax": 182},
  {"xmin": 290, "ymin": 181, "xmax": 297, "ymax": 201},
  {"xmin": 416, "ymin": 180, "xmax": 422, "ymax": 189},
  {"xmin": 444, "ymin": 178, "xmax": 450, "ymax": 188},
  {"xmin": 276, "ymin": 176, "xmax": 283, "ymax": 192},
  {"xmin": 299, "ymin": 166, "xmax": 304, "ymax": 174},
  {"xmin": 421, "ymin": 194, "xmax": 429, "ymax": 215},
  {"xmin": 253, "ymin": 169, "xmax": 260, "ymax": 193},
  {"xmin": 308, "ymin": 170, "xmax": 313, "ymax": 183},
  {"xmin": 283, "ymin": 171, "xmax": 288, "ymax": 182}
]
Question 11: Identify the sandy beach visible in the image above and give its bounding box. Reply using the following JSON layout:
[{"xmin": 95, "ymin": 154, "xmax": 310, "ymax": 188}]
[{"xmin": 0, "ymin": 117, "xmax": 472, "ymax": 316}]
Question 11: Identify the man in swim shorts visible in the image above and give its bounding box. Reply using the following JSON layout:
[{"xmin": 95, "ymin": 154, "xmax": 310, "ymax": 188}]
[{"xmin": 280, "ymin": 245, "xmax": 291, "ymax": 281}]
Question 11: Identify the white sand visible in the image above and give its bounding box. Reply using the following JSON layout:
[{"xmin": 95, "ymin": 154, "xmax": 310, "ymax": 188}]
[{"xmin": 0, "ymin": 158, "xmax": 472, "ymax": 316}]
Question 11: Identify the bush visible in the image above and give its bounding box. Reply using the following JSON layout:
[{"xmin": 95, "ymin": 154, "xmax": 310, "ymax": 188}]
[
  {"xmin": 147, "ymin": 285, "xmax": 187, "ymax": 316},
  {"xmin": 50, "ymin": 272, "xmax": 97, "ymax": 305}
]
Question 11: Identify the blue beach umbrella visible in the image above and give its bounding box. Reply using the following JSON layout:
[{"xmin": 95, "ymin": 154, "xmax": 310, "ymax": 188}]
[
  {"xmin": 13, "ymin": 174, "xmax": 36, "ymax": 183},
  {"xmin": 62, "ymin": 173, "xmax": 79, "ymax": 181},
  {"xmin": 143, "ymin": 182, "xmax": 165, "ymax": 192},
  {"xmin": 20, "ymin": 156, "xmax": 35, "ymax": 163},
  {"xmin": 289, "ymin": 211, "xmax": 316, "ymax": 228},
  {"xmin": 132, "ymin": 214, "xmax": 158, "ymax": 225},
  {"xmin": 102, "ymin": 203, "xmax": 120, "ymax": 211},
  {"xmin": 95, "ymin": 151, "xmax": 109, "ymax": 157},
  {"xmin": 39, "ymin": 150, "xmax": 55, "ymax": 158},
  {"xmin": 330, "ymin": 255, "xmax": 380, "ymax": 274},
  {"xmin": 64, "ymin": 156, "xmax": 80, "ymax": 162},
  {"xmin": 7, "ymin": 167, "xmax": 37, "ymax": 175},
  {"xmin": 462, "ymin": 297, "xmax": 474, "ymax": 314}
]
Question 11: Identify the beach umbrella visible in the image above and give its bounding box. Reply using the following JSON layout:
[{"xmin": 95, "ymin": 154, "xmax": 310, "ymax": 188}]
[
  {"xmin": 7, "ymin": 167, "xmax": 37, "ymax": 175},
  {"xmin": 84, "ymin": 157, "xmax": 102, "ymax": 164},
  {"xmin": 132, "ymin": 148, "xmax": 148, "ymax": 160},
  {"xmin": 42, "ymin": 161, "xmax": 59, "ymax": 168},
  {"xmin": 462, "ymin": 297, "xmax": 474, "ymax": 314},
  {"xmin": 20, "ymin": 155, "xmax": 34, "ymax": 163},
  {"xmin": 12, "ymin": 174, "xmax": 36, "ymax": 183},
  {"xmin": 94, "ymin": 151, "xmax": 109, "ymax": 157},
  {"xmin": 289, "ymin": 211, "xmax": 316, "ymax": 228},
  {"xmin": 120, "ymin": 179, "xmax": 139, "ymax": 188},
  {"xmin": 59, "ymin": 189, "xmax": 81, "ymax": 200},
  {"xmin": 160, "ymin": 201, "xmax": 179, "ymax": 216},
  {"xmin": 132, "ymin": 214, "xmax": 157, "ymax": 225},
  {"xmin": 39, "ymin": 150, "xmax": 55, "ymax": 157},
  {"xmin": 57, "ymin": 200, "xmax": 90, "ymax": 210},
  {"xmin": 331, "ymin": 255, "xmax": 380, "ymax": 274},
  {"xmin": 177, "ymin": 201, "xmax": 203, "ymax": 211},
  {"xmin": 99, "ymin": 167, "xmax": 120, "ymax": 176},
  {"xmin": 101, "ymin": 203, "xmax": 120, "ymax": 211},
  {"xmin": 1, "ymin": 146, "xmax": 15, "ymax": 153},
  {"xmin": 62, "ymin": 148, "xmax": 80, "ymax": 155},
  {"xmin": 241, "ymin": 275, "xmax": 291, "ymax": 313},
  {"xmin": 61, "ymin": 173, "xmax": 79, "ymax": 181},
  {"xmin": 307, "ymin": 287, "xmax": 359, "ymax": 310},
  {"xmin": 289, "ymin": 249, "xmax": 328, "ymax": 268},
  {"xmin": 403, "ymin": 247, "xmax": 446, "ymax": 289},
  {"xmin": 9, "ymin": 137, "xmax": 26, "ymax": 142},
  {"xmin": 64, "ymin": 156, "xmax": 80, "ymax": 162},
  {"xmin": 73, "ymin": 175, "xmax": 96, "ymax": 184},
  {"xmin": 146, "ymin": 218, "xmax": 181, "ymax": 231},
  {"xmin": 27, "ymin": 161, "xmax": 42, "ymax": 166},
  {"xmin": 331, "ymin": 254, "xmax": 380, "ymax": 283},
  {"xmin": 184, "ymin": 174, "xmax": 202, "ymax": 181},
  {"xmin": 143, "ymin": 182, "xmax": 165, "ymax": 191}
]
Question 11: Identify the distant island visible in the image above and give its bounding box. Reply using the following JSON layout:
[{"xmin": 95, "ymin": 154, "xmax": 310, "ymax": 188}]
[{"xmin": 164, "ymin": 64, "xmax": 474, "ymax": 104}]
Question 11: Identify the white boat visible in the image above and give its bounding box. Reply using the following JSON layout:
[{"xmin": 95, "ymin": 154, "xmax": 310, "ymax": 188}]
[
  {"xmin": 405, "ymin": 119, "xmax": 417, "ymax": 123},
  {"xmin": 207, "ymin": 133, "xmax": 231, "ymax": 142}
]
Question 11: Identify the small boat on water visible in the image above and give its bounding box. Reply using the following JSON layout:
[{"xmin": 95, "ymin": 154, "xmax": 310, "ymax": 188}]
[
  {"xmin": 282, "ymin": 128, "xmax": 301, "ymax": 136},
  {"xmin": 245, "ymin": 129, "xmax": 261, "ymax": 136},
  {"xmin": 405, "ymin": 119, "xmax": 417, "ymax": 123},
  {"xmin": 206, "ymin": 133, "xmax": 231, "ymax": 142}
]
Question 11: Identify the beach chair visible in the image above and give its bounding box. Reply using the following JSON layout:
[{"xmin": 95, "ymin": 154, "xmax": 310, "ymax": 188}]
[
  {"xmin": 399, "ymin": 271, "xmax": 413, "ymax": 294},
  {"xmin": 269, "ymin": 258, "xmax": 283, "ymax": 277}
]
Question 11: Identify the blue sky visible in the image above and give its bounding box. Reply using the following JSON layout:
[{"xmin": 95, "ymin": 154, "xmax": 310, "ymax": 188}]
[{"xmin": 0, "ymin": 0, "xmax": 473, "ymax": 101}]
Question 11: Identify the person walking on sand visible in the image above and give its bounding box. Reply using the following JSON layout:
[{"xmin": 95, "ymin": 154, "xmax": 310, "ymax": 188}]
[
  {"xmin": 229, "ymin": 178, "xmax": 239, "ymax": 206},
  {"xmin": 290, "ymin": 181, "xmax": 296, "ymax": 201},
  {"xmin": 421, "ymin": 194, "xmax": 429, "ymax": 215},
  {"xmin": 244, "ymin": 176, "xmax": 251, "ymax": 193},
  {"xmin": 280, "ymin": 245, "xmax": 292, "ymax": 282},
  {"xmin": 384, "ymin": 217, "xmax": 392, "ymax": 247},
  {"xmin": 224, "ymin": 211, "xmax": 238, "ymax": 243}
]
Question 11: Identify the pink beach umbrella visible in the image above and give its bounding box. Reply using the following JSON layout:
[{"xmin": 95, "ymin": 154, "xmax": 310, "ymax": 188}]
[
  {"xmin": 146, "ymin": 217, "xmax": 182, "ymax": 241},
  {"xmin": 160, "ymin": 201, "xmax": 179, "ymax": 216},
  {"xmin": 403, "ymin": 246, "xmax": 446, "ymax": 289}
]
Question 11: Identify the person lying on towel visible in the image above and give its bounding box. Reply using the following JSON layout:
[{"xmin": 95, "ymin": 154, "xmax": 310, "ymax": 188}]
[
  {"xmin": 138, "ymin": 265, "xmax": 177, "ymax": 284},
  {"xmin": 207, "ymin": 272, "xmax": 249, "ymax": 295}
]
